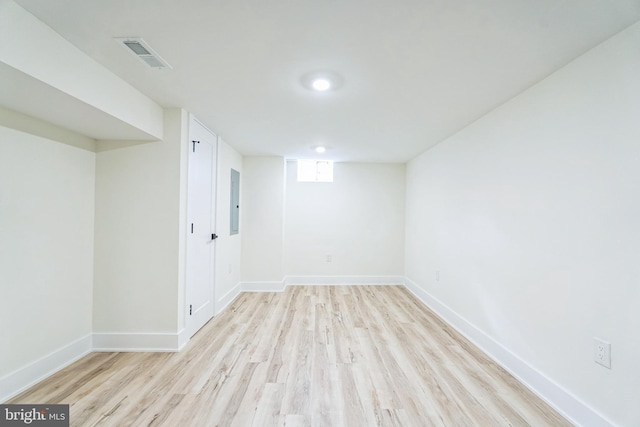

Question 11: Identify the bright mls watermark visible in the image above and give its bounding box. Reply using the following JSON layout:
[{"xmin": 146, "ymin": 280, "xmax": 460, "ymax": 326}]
[{"xmin": 0, "ymin": 405, "xmax": 69, "ymax": 426}]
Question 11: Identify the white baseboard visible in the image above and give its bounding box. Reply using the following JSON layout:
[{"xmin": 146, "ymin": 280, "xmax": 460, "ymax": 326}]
[
  {"xmin": 241, "ymin": 280, "xmax": 286, "ymax": 292},
  {"xmin": 402, "ymin": 277, "xmax": 613, "ymax": 427},
  {"xmin": 285, "ymin": 275, "xmax": 405, "ymax": 285},
  {"xmin": 238, "ymin": 276, "xmax": 404, "ymax": 290},
  {"xmin": 0, "ymin": 334, "xmax": 92, "ymax": 403},
  {"xmin": 177, "ymin": 328, "xmax": 190, "ymax": 351},
  {"xmin": 92, "ymin": 333, "xmax": 181, "ymax": 352},
  {"xmin": 216, "ymin": 282, "xmax": 243, "ymax": 314}
]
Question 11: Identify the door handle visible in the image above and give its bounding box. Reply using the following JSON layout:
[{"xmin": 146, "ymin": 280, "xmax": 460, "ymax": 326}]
[{"xmin": 211, "ymin": 233, "xmax": 218, "ymax": 240}]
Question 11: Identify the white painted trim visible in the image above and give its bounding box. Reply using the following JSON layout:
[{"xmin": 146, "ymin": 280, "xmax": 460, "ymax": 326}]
[
  {"xmin": 92, "ymin": 333, "xmax": 181, "ymax": 352},
  {"xmin": 238, "ymin": 276, "xmax": 403, "ymax": 292},
  {"xmin": 177, "ymin": 328, "xmax": 190, "ymax": 351},
  {"xmin": 285, "ymin": 275, "xmax": 405, "ymax": 285},
  {"xmin": 216, "ymin": 282, "xmax": 243, "ymax": 314},
  {"xmin": 402, "ymin": 277, "xmax": 613, "ymax": 427},
  {"xmin": 241, "ymin": 280, "xmax": 286, "ymax": 292},
  {"xmin": 0, "ymin": 334, "xmax": 92, "ymax": 403}
]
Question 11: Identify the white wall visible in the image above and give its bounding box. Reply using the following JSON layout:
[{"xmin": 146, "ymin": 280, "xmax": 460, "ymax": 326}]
[
  {"xmin": 93, "ymin": 109, "xmax": 187, "ymax": 335},
  {"xmin": 241, "ymin": 156, "xmax": 286, "ymax": 283},
  {"xmin": 285, "ymin": 161, "xmax": 405, "ymax": 277},
  {"xmin": 0, "ymin": 0, "xmax": 243, "ymax": 387},
  {"xmin": 0, "ymin": 107, "xmax": 96, "ymax": 152},
  {"xmin": 214, "ymin": 138, "xmax": 243, "ymax": 310},
  {"xmin": 0, "ymin": 125, "xmax": 95, "ymax": 378},
  {"xmin": 0, "ymin": 1, "xmax": 163, "ymax": 141},
  {"xmin": 405, "ymin": 22, "xmax": 640, "ymax": 427}
]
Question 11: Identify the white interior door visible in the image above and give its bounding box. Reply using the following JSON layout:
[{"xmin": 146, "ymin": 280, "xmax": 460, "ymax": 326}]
[{"xmin": 186, "ymin": 116, "xmax": 217, "ymax": 338}]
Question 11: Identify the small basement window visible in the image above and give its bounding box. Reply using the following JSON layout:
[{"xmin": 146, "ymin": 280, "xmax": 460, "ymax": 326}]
[{"xmin": 297, "ymin": 160, "xmax": 333, "ymax": 182}]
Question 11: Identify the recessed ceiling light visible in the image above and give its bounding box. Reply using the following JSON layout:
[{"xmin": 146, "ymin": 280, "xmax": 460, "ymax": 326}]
[
  {"xmin": 311, "ymin": 79, "xmax": 331, "ymax": 92},
  {"xmin": 315, "ymin": 146, "xmax": 327, "ymax": 153},
  {"xmin": 301, "ymin": 71, "xmax": 343, "ymax": 92}
]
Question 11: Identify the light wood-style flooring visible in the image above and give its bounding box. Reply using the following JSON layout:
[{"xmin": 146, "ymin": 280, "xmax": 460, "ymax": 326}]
[{"xmin": 10, "ymin": 286, "xmax": 571, "ymax": 426}]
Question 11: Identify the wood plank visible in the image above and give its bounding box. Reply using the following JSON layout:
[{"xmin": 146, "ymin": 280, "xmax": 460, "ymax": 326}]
[{"xmin": 8, "ymin": 286, "xmax": 572, "ymax": 427}]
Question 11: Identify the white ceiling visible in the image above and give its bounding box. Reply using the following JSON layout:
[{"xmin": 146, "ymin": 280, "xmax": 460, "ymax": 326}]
[{"xmin": 13, "ymin": 0, "xmax": 640, "ymax": 162}]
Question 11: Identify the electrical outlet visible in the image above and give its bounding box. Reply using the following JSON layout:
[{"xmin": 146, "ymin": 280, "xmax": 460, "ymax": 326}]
[
  {"xmin": 326, "ymin": 254, "xmax": 332, "ymax": 263},
  {"xmin": 593, "ymin": 338, "xmax": 611, "ymax": 369}
]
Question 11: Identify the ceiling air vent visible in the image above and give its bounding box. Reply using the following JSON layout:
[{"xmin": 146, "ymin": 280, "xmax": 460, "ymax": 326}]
[{"xmin": 115, "ymin": 37, "xmax": 171, "ymax": 69}]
